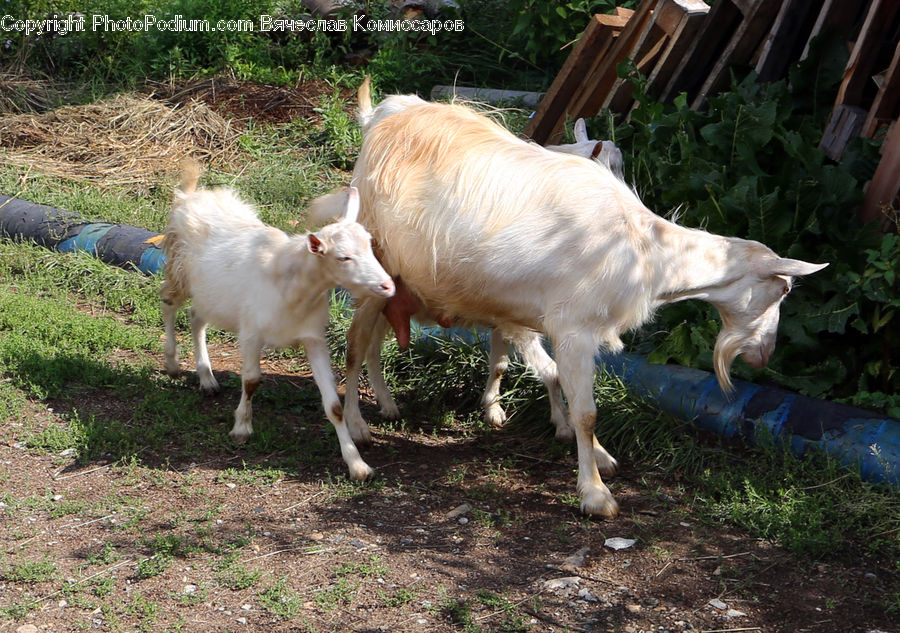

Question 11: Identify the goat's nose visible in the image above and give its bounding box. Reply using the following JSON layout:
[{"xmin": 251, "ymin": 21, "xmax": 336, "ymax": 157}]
[{"xmin": 380, "ymin": 279, "xmax": 396, "ymax": 295}]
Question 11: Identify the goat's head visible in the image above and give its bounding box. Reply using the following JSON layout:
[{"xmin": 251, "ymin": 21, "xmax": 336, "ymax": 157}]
[
  {"xmin": 307, "ymin": 187, "xmax": 395, "ymax": 299},
  {"xmin": 709, "ymin": 247, "xmax": 827, "ymax": 392},
  {"xmin": 545, "ymin": 118, "xmax": 625, "ymax": 180}
]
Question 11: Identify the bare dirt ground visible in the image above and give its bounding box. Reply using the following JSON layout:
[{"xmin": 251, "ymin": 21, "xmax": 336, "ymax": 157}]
[{"xmin": 1, "ymin": 343, "xmax": 897, "ymax": 633}]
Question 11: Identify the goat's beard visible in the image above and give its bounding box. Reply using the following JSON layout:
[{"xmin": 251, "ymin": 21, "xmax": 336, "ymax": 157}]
[{"xmin": 713, "ymin": 329, "xmax": 744, "ymax": 394}]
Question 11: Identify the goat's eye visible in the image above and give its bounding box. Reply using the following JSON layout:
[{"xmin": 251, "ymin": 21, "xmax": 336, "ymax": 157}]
[{"xmin": 338, "ymin": 256, "xmax": 353, "ymax": 262}]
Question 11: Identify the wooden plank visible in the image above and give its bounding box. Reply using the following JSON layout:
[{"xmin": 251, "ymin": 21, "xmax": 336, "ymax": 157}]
[
  {"xmin": 658, "ymin": 0, "xmax": 743, "ymax": 104},
  {"xmin": 861, "ymin": 119, "xmax": 900, "ymax": 228},
  {"xmin": 615, "ymin": 7, "xmax": 636, "ymax": 18},
  {"xmin": 566, "ymin": 0, "xmax": 660, "ymax": 123},
  {"xmin": 522, "ymin": 13, "xmax": 628, "ymax": 145},
  {"xmin": 604, "ymin": 0, "xmax": 709, "ymax": 113},
  {"xmin": 755, "ymin": 0, "xmax": 819, "ymax": 82},
  {"xmin": 819, "ymin": 104, "xmax": 867, "ymax": 161},
  {"xmin": 864, "ymin": 35, "xmax": 900, "ymax": 136},
  {"xmin": 801, "ymin": 0, "xmax": 868, "ymax": 61},
  {"xmin": 644, "ymin": 0, "xmax": 710, "ymax": 100},
  {"xmin": 834, "ymin": 0, "xmax": 900, "ymax": 108},
  {"xmin": 690, "ymin": 0, "xmax": 782, "ymax": 109}
]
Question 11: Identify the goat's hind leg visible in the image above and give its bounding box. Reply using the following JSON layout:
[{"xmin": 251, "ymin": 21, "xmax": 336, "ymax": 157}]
[
  {"xmin": 190, "ymin": 307, "xmax": 220, "ymax": 394},
  {"xmin": 482, "ymin": 329, "xmax": 509, "ymax": 427},
  {"xmin": 303, "ymin": 335, "xmax": 373, "ymax": 481},
  {"xmin": 160, "ymin": 281, "xmax": 183, "ymax": 378},
  {"xmin": 343, "ymin": 298, "xmax": 386, "ymax": 445},
  {"xmin": 230, "ymin": 333, "xmax": 263, "ymax": 443},
  {"xmin": 512, "ymin": 332, "xmax": 573, "ymax": 442}
]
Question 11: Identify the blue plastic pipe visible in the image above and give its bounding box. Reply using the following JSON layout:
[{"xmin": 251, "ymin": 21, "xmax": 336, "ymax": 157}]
[{"xmin": 2, "ymin": 193, "xmax": 899, "ymax": 487}]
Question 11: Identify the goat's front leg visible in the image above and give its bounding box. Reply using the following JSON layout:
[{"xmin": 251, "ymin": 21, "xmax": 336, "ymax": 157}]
[
  {"xmin": 553, "ymin": 334, "xmax": 619, "ymax": 518},
  {"xmin": 302, "ymin": 336, "xmax": 373, "ymax": 481},
  {"xmin": 482, "ymin": 329, "xmax": 509, "ymax": 427},
  {"xmin": 230, "ymin": 333, "xmax": 263, "ymax": 443},
  {"xmin": 365, "ymin": 314, "xmax": 399, "ymax": 421},
  {"xmin": 191, "ymin": 307, "xmax": 219, "ymax": 393},
  {"xmin": 343, "ymin": 298, "xmax": 386, "ymax": 445}
]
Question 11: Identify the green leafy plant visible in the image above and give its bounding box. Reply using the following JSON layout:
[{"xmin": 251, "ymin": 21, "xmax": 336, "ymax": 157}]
[{"xmin": 601, "ymin": 58, "xmax": 897, "ymax": 410}]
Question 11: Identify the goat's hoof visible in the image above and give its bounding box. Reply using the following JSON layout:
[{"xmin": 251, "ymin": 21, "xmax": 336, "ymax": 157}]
[
  {"xmin": 351, "ymin": 428, "xmax": 373, "ymax": 448},
  {"xmin": 200, "ymin": 379, "xmax": 220, "ymax": 395},
  {"xmin": 596, "ymin": 452, "xmax": 619, "ymax": 478},
  {"xmin": 379, "ymin": 402, "xmax": 401, "ymax": 420},
  {"xmin": 348, "ymin": 462, "xmax": 375, "ymax": 481},
  {"xmin": 484, "ymin": 406, "xmax": 507, "ymax": 428},
  {"xmin": 580, "ymin": 487, "xmax": 619, "ymax": 518},
  {"xmin": 229, "ymin": 430, "xmax": 251, "ymax": 445},
  {"xmin": 554, "ymin": 424, "xmax": 575, "ymax": 442}
]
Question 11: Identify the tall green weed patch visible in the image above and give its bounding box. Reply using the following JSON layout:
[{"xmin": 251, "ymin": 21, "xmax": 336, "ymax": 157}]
[{"xmin": 608, "ymin": 67, "xmax": 896, "ymax": 412}]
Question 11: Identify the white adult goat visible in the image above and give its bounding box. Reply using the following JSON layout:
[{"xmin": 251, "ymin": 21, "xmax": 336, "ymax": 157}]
[
  {"xmin": 317, "ymin": 90, "xmax": 827, "ymax": 517},
  {"xmin": 160, "ymin": 163, "xmax": 395, "ymax": 480}
]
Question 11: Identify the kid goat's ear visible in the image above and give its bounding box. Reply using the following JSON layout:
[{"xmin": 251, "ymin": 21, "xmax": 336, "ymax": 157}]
[
  {"xmin": 307, "ymin": 233, "xmax": 327, "ymax": 255},
  {"xmin": 574, "ymin": 118, "xmax": 588, "ymax": 143},
  {"xmin": 342, "ymin": 186, "xmax": 360, "ymax": 223}
]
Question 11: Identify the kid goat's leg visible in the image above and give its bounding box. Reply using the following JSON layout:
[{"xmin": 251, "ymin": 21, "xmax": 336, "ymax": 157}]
[
  {"xmin": 511, "ymin": 332, "xmax": 573, "ymax": 442},
  {"xmin": 553, "ymin": 333, "xmax": 619, "ymax": 518},
  {"xmin": 230, "ymin": 333, "xmax": 263, "ymax": 442},
  {"xmin": 160, "ymin": 283, "xmax": 183, "ymax": 377},
  {"xmin": 191, "ymin": 307, "xmax": 219, "ymax": 393},
  {"xmin": 302, "ymin": 336, "xmax": 373, "ymax": 481}
]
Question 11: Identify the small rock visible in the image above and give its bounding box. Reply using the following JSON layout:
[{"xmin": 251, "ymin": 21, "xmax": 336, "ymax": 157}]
[
  {"xmin": 625, "ymin": 604, "xmax": 641, "ymax": 614},
  {"xmin": 446, "ymin": 503, "xmax": 472, "ymax": 519},
  {"xmin": 224, "ymin": 482, "xmax": 237, "ymax": 489},
  {"xmin": 458, "ymin": 517, "xmax": 469, "ymax": 525},
  {"xmin": 577, "ymin": 588, "xmax": 598, "ymax": 602},
  {"xmin": 604, "ymin": 537, "xmax": 635, "ymax": 551},
  {"xmin": 724, "ymin": 609, "xmax": 746, "ymax": 618},
  {"xmin": 709, "ymin": 598, "xmax": 727, "ymax": 610},
  {"xmin": 864, "ymin": 572, "xmax": 877, "ymax": 581},
  {"xmin": 58, "ymin": 600, "xmax": 67, "ymax": 608},
  {"xmin": 309, "ymin": 532, "xmax": 325, "ymax": 540},
  {"xmin": 416, "ymin": 619, "xmax": 427, "ymax": 625},
  {"xmin": 562, "ymin": 546, "xmax": 590, "ymax": 571},
  {"xmin": 236, "ymin": 617, "xmax": 248, "ymax": 625},
  {"xmin": 241, "ymin": 604, "xmax": 252, "ymax": 611},
  {"xmin": 543, "ymin": 576, "xmax": 581, "ymax": 591},
  {"xmin": 183, "ymin": 585, "xmax": 197, "ymax": 594},
  {"xmin": 16, "ymin": 625, "xmax": 38, "ymax": 633}
]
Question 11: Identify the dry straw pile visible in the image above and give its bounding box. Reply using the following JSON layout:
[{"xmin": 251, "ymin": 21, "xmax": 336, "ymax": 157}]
[{"xmin": 0, "ymin": 93, "xmax": 240, "ymax": 190}]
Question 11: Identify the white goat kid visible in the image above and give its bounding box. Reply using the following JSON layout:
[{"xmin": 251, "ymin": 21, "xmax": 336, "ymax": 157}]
[
  {"xmin": 160, "ymin": 165, "xmax": 395, "ymax": 480},
  {"xmin": 323, "ymin": 93, "xmax": 827, "ymax": 517},
  {"xmin": 546, "ymin": 118, "xmax": 625, "ymax": 180}
]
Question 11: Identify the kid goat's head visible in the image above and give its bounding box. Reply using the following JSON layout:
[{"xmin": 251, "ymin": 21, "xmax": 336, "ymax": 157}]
[
  {"xmin": 709, "ymin": 243, "xmax": 828, "ymax": 392},
  {"xmin": 307, "ymin": 187, "xmax": 395, "ymax": 299}
]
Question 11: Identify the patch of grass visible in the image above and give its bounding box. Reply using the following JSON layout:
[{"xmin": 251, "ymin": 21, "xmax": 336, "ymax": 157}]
[
  {"xmin": 379, "ymin": 587, "xmax": 417, "ymax": 608},
  {"xmin": 314, "ymin": 577, "xmax": 357, "ymax": 612},
  {"xmin": 3, "ymin": 557, "xmax": 59, "ymax": 583},
  {"xmin": 216, "ymin": 464, "xmax": 284, "ymax": 487},
  {"xmin": 135, "ymin": 554, "xmax": 172, "ymax": 580},
  {"xmin": 216, "ymin": 556, "xmax": 262, "ymax": 591},
  {"xmin": 258, "ymin": 575, "xmax": 304, "ymax": 620}
]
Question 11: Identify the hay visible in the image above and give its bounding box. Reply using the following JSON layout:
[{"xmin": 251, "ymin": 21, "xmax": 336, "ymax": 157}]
[
  {"xmin": 0, "ymin": 73, "xmax": 59, "ymax": 114},
  {"xmin": 0, "ymin": 93, "xmax": 241, "ymax": 190}
]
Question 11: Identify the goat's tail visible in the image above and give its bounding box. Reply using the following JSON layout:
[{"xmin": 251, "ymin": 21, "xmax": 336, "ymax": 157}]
[
  {"xmin": 161, "ymin": 158, "xmax": 205, "ymax": 302},
  {"xmin": 177, "ymin": 157, "xmax": 202, "ymax": 195},
  {"xmin": 357, "ymin": 75, "xmax": 374, "ymax": 130}
]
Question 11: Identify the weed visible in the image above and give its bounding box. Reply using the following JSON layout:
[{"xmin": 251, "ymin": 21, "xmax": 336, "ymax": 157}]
[
  {"xmin": 3, "ymin": 557, "xmax": 58, "ymax": 582},
  {"xmin": 379, "ymin": 587, "xmax": 417, "ymax": 607},
  {"xmin": 216, "ymin": 554, "xmax": 262, "ymax": 591},
  {"xmin": 91, "ymin": 576, "xmax": 116, "ymax": 598},
  {"xmin": 135, "ymin": 555, "xmax": 172, "ymax": 580},
  {"xmin": 258, "ymin": 575, "xmax": 304, "ymax": 620}
]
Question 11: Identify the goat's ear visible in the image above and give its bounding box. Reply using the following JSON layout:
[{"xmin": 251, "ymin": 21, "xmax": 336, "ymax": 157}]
[
  {"xmin": 342, "ymin": 186, "xmax": 360, "ymax": 223},
  {"xmin": 307, "ymin": 233, "xmax": 327, "ymax": 256},
  {"xmin": 769, "ymin": 258, "xmax": 828, "ymax": 277},
  {"xmin": 574, "ymin": 118, "xmax": 588, "ymax": 143}
]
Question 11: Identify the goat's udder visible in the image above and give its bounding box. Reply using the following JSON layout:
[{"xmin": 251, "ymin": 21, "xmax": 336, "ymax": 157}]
[{"xmin": 382, "ymin": 276, "xmax": 421, "ymax": 350}]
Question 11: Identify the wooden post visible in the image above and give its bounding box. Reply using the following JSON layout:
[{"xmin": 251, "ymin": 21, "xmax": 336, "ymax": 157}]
[
  {"xmin": 522, "ymin": 13, "xmax": 629, "ymax": 145},
  {"xmin": 862, "ymin": 120, "xmax": 900, "ymax": 229}
]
